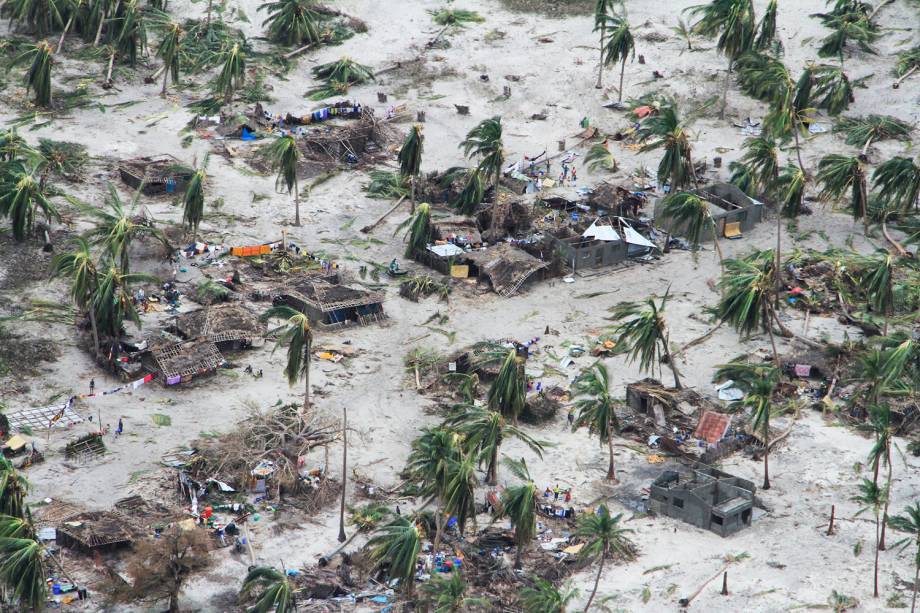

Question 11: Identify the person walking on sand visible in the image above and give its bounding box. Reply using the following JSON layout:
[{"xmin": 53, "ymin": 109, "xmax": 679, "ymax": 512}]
[
  {"xmin": 116, "ymin": 418, "xmax": 123, "ymax": 436},
  {"xmin": 89, "ymin": 378, "xmax": 95, "ymax": 395},
  {"xmin": 567, "ymin": 409, "xmax": 575, "ymax": 427}
]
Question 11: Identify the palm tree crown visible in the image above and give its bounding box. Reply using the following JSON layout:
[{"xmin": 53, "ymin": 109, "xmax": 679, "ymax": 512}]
[{"xmin": 261, "ymin": 305, "xmax": 313, "ymax": 414}]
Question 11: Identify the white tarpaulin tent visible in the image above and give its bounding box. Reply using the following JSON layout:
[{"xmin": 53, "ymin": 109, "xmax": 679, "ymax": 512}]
[{"xmin": 582, "ymin": 221, "xmax": 621, "ymax": 242}]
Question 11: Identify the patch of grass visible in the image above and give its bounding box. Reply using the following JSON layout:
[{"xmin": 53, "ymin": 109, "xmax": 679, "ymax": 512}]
[
  {"xmin": 151, "ymin": 414, "xmax": 172, "ymax": 427},
  {"xmin": 497, "ymin": 0, "xmax": 592, "ymax": 17}
]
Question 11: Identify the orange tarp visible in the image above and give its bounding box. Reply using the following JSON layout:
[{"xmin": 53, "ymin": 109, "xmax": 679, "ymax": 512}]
[{"xmin": 231, "ymin": 244, "xmax": 272, "ymax": 257}]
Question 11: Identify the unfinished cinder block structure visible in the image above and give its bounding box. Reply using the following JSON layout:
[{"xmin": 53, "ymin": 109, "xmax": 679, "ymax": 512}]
[{"xmin": 648, "ymin": 467, "xmax": 755, "ymax": 537}]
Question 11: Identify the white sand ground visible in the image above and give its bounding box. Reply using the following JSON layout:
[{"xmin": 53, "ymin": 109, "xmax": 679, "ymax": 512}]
[{"xmin": 2, "ymin": 0, "xmax": 919, "ymax": 610}]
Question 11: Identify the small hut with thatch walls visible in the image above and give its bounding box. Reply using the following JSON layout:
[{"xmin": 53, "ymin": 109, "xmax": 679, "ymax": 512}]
[
  {"xmin": 118, "ymin": 154, "xmax": 193, "ymax": 196},
  {"xmin": 273, "ymin": 280, "xmax": 386, "ymax": 328},
  {"xmin": 173, "ymin": 304, "xmax": 265, "ymax": 350}
]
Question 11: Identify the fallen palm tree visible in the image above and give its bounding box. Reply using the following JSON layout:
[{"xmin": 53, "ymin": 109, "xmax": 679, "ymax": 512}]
[{"xmin": 307, "ymin": 57, "xmax": 374, "ymax": 100}]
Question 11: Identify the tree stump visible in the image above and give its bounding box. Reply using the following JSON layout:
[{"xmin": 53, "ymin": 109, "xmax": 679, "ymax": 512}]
[
  {"xmin": 377, "ymin": 92, "xmax": 387, "ymax": 103},
  {"xmin": 417, "ymin": 111, "xmax": 426, "ymax": 123}
]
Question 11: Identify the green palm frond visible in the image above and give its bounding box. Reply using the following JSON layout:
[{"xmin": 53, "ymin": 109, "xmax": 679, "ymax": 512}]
[
  {"xmin": 636, "ymin": 102, "xmax": 695, "ymax": 189},
  {"xmin": 307, "ymin": 57, "xmax": 374, "ymax": 100},
  {"xmin": 816, "ymin": 13, "xmax": 877, "ymax": 61},
  {"xmin": 261, "ymin": 134, "xmax": 300, "ymax": 196},
  {"xmin": 156, "ymin": 20, "xmax": 183, "ymax": 90},
  {"xmin": 817, "ymin": 154, "xmax": 867, "ymax": 222},
  {"xmin": 212, "ymin": 42, "xmax": 246, "ymax": 102},
  {"xmin": 834, "ymin": 115, "xmax": 913, "ymax": 151},
  {"xmin": 444, "ymin": 455, "xmax": 477, "ymax": 535},
  {"xmin": 453, "ymin": 168, "xmax": 484, "ymax": 215},
  {"xmin": 777, "ymin": 164, "xmax": 806, "ymax": 217},
  {"xmin": 0, "ymin": 522, "xmax": 47, "ymax": 611},
  {"xmin": 365, "ymin": 171, "xmax": 408, "ymax": 199},
  {"xmin": 571, "ymin": 361, "xmax": 620, "ymax": 442},
  {"xmin": 895, "ymin": 45, "xmax": 920, "ymax": 78},
  {"xmin": 240, "ymin": 566, "xmax": 297, "ymax": 613},
  {"xmin": 0, "ymin": 160, "xmax": 60, "ymax": 241},
  {"xmin": 736, "ymin": 135, "xmax": 780, "ymax": 196},
  {"xmin": 658, "ymin": 191, "xmax": 718, "ymax": 250},
  {"xmin": 486, "ymin": 349, "xmax": 526, "ymax": 421},
  {"xmin": 575, "ymin": 504, "xmax": 636, "ymax": 561},
  {"xmin": 401, "ymin": 201, "xmax": 431, "ymax": 258},
  {"xmin": 735, "ymin": 51, "xmax": 790, "ymax": 105},
  {"xmin": 460, "ymin": 117, "xmax": 504, "ymax": 192},
  {"xmin": 51, "ymin": 236, "xmax": 98, "ymax": 310},
  {"xmin": 754, "ymin": 0, "xmax": 778, "ymax": 50},
  {"xmin": 729, "ymin": 161, "xmax": 755, "ymax": 196},
  {"xmin": 872, "ymin": 157, "xmax": 920, "ymax": 211},
  {"xmin": 688, "ymin": 0, "xmax": 757, "ymax": 63},
  {"xmin": 348, "ymin": 503, "xmax": 392, "ymax": 532},
  {"xmin": 405, "ymin": 426, "xmax": 460, "ymax": 497},
  {"xmin": 259, "ymin": 0, "xmax": 321, "ymax": 47},
  {"xmin": 0, "ymin": 459, "xmax": 30, "ymax": 520},
  {"xmin": 368, "ymin": 516, "xmax": 422, "ymax": 591},
  {"xmin": 714, "ymin": 249, "xmax": 775, "ymax": 337},
  {"xmin": 20, "ymin": 41, "xmax": 54, "ymax": 107},
  {"xmin": 261, "ymin": 305, "xmax": 312, "ymax": 386},
  {"xmin": 0, "ymin": 128, "xmax": 37, "ymax": 163},
  {"xmin": 810, "ymin": 64, "xmax": 853, "ymax": 116},
  {"xmin": 520, "ymin": 578, "xmax": 579, "ymax": 613},
  {"xmin": 601, "ymin": 14, "xmax": 634, "ymax": 68},
  {"xmin": 183, "ymin": 153, "xmax": 208, "ymax": 237},
  {"xmin": 398, "ymin": 125, "xmax": 424, "ymax": 180},
  {"xmin": 608, "ymin": 290, "xmax": 675, "ymax": 381},
  {"xmin": 585, "ymin": 143, "xmax": 617, "ymax": 172},
  {"xmin": 500, "ymin": 478, "xmax": 537, "ymax": 549},
  {"xmin": 429, "ymin": 8, "xmax": 484, "ymax": 26}
]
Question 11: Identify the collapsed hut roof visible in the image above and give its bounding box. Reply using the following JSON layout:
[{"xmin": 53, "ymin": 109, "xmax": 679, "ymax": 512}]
[
  {"xmin": 56, "ymin": 511, "xmax": 133, "ymax": 551},
  {"xmin": 175, "ymin": 304, "xmax": 264, "ymax": 344},
  {"xmin": 277, "ymin": 280, "xmax": 384, "ymax": 313},
  {"xmin": 626, "ymin": 378, "xmax": 719, "ymax": 413},
  {"xmin": 463, "ymin": 243, "xmax": 549, "ymax": 297},
  {"xmin": 151, "ymin": 339, "xmax": 224, "ymax": 382},
  {"xmin": 118, "ymin": 154, "xmax": 193, "ymax": 195}
]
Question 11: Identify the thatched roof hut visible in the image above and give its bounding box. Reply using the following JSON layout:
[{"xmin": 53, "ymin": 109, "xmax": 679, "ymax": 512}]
[
  {"xmin": 56, "ymin": 511, "xmax": 133, "ymax": 553},
  {"xmin": 150, "ymin": 339, "xmax": 225, "ymax": 385},
  {"xmin": 463, "ymin": 243, "xmax": 549, "ymax": 297},
  {"xmin": 273, "ymin": 280, "xmax": 386, "ymax": 328},
  {"xmin": 118, "ymin": 154, "xmax": 193, "ymax": 196},
  {"xmin": 174, "ymin": 304, "xmax": 265, "ymax": 348}
]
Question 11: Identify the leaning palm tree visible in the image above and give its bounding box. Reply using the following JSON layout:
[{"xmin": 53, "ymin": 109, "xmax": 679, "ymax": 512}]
[
  {"xmin": 81, "ymin": 183, "xmax": 168, "ymax": 273},
  {"xmin": 453, "ymin": 168, "xmax": 484, "ymax": 215},
  {"xmin": 894, "ymin": 45, "xmax": 920, "ymax": 89},
  {"xmin": 715, "ymin": 361, "xmax": 778, "ymax": 489},
  {"xmin": 0, "ymin": 515, "xmax": 47, "ymax": 612},
  {"xmin": 498, "ymin": 457, "xmax": 538, "ymax": 570},
  {"xmin": 636, "ymin": 102, "xmax": 695, "ymax": 190},
  {"xmin": 51, "ymin": 237, "xmax": 102, "ymax": 358},
  {"xmin": 889, "ymin": 503, "xmax": 920, "ymax": 612},
  {"xmin": 866, "ymin": 404, "xmax": 897, "ymax": 551},
  {"xmin": 754, "ymin": 0, "xmax": 777, "ymax": 50},
  {"xmin": 811, "ymin": 64, "xmax": 854, "ymax": 116},
  {"xmin": 873, "ymin": 156, "xmax": 920, "ymax": 212},
  {"xmin": 816, "ymin": 11, "xmax": 877, "ymax": 62},
  {"xmin": 262, "ymin": 134, "xmax": 301, "ymax": 226},
  {"xmin": 460, "ymin": 117, "xmax": 504, "ymax": 198},
  {"xmin": 111, "ymin": 0, "xmax": 147, "ymax": 68},
  {"xmin": 213, "ymin": 42, "xmax": 246, "ymax": 103},
  {"xmin": 658, "ymin": 191, "xmax": 724, "ymax": 266},
  {"xmin": 600, "ymin": 13, "xmax": 635, "ymax": 102},
  {"xmin": 817, "ymin": 154, "xmax": 868, "ymax": 233},
  {"xmin": 714, "ymin": 249, "xmax": 781, "ymax": 364},
  {"xmin": 182, "ymin": 153, "xmax": 208, "ymax": 239},
  {"xmin": 608, "ymin": 288, "xmax": 682, "ymax": 388},
  {"xmin": 239, "ymin": 566, "xmax": 298, "ymax": 613},
  {"xmin": 444, "ymin": 454, "xmax": 478, "ymax": 537},
  {"xmin": 575, "ymin": 504, "xmax": 636, "ymax": 612},
  {"xmin": 398, "ymin": 201, "xmax": 431, "ymax": 259},
  {"xmin": 736, "ymin": 135, "xmax": 780, "ymax": 197},
  {"xmin": 405, "ymin": 426, "xmax": 459, "ymax": 552},
  {"xmin": 368, "ymin": 516, "xmax": 422, "ymax": 597},
  {"xmin": 419, "ymin": 573, "xmax": 486, "ymax": 613},
  {"xmin": 593, "ymin": 0, "xmax": 618, "ymax": 88},
  {"xmin": 860, "ymin": 251, "xmax": 895, "ymax": 336},
  {"xmin": 20, "ymin": 41, "xmax": 54, "ymax": 107},
  {"xmin": 91, "ymin": 263, "xmax": 154, "ymax": 342},
  {"xmin": 446, "ymin": 405, "xmax": 544, "ymax": 485},
  {"xmin": 833, "ymin": 115, "xmax": 913, "ymax": 157},
  {"xmin": 155, "ymin": 18, "xmax": 183, "ymax": 95},
  {"xmin": 0, "ymin": 458, "xmax": 29, "ymax": 520},
  {"xmin": 688, "ymin": 0, "xmax": 760, "ymax": 119},
  {"xmin": 259, "ymin": 0, "xmax": 321, "ymax": 47},
  {"xmin": 0, "ymin": 128, "xmax": 36, "ymax": 163},
  {"xmin": 487, "ymin": 348, "xmax": 526, "ymax": 424},
  {"xmin": 571, "ymin": 362, "xmax": 621, "ymax": 482},
  {"xmin": 520, "ymin": 578, "xmax": 579, "ymax": 613},
  {"xmin": 853, "ymin": 477, "xmax": 886, "ymax": 598},
  {"xmin": 776, "ymin": 163, "xmax": 806, "ymax": 218},
  {"xmin": 261, "ymin": 305, "xmax": 313, "ymax": 415},
  {"xmin": 0, "ymin": 161, "xmax": 60, "ymax": 241},
  {"xmin": 398, "ymin": 125, "xmax": 424, "ymax": 213}
]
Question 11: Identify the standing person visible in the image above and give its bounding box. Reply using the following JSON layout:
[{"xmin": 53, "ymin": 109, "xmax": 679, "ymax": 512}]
[
  {"xmin": 571, "ymin": 167, "xmax": 577, "ymax": 185},
  {"xmin": 564, "ymin": 489, "xmax": 572, "ymax": 504},
  {"xmin": 553, "ymin": 484, "xmax": 560, "ymax": 501},
  {"xmin": 567, "ymin": 409, "xmax": 575, "ymax": 427},
  {"xmin": 116, "ymin": 418, "xmax": 123, "ymax": 436},
  {"xmin": 89, "ymin": 378, "xmax": 95, "ymax": 395}
]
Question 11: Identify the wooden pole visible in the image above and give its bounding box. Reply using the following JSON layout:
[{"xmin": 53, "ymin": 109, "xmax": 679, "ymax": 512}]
[
  {"xmin": 827, "ymin": 504, "xmax": 836, "ymax": 536},
  {"xmin": 721, "ymin": 571, "xmax": 728, "ymax": 595},
  {"xmin": 244, "ymin": 522, "xmax": 255, "ymax": 567},
  {"xmin": 337, "ymin": 407, "xmax": 347, "ymax": 543}
]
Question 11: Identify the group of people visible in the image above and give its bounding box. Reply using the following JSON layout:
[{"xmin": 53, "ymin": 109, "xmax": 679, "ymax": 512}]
[{"xmin": 543, "ymin": 484, "xmax": 573, "ymax": 504}]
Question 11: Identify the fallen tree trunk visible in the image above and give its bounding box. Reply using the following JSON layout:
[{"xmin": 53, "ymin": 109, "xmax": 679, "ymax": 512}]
[{"xmin": 360, "ymin": 195, "xmax": 407, "ymax": 234}]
